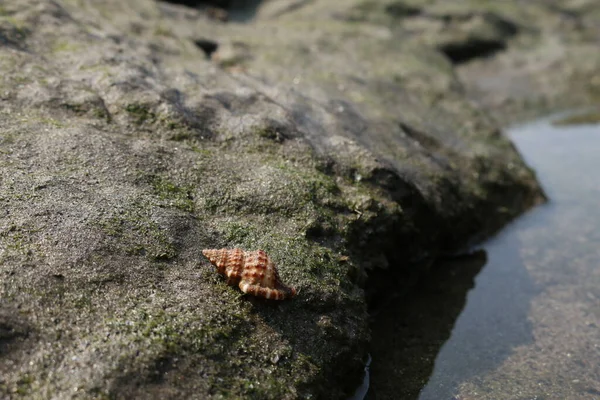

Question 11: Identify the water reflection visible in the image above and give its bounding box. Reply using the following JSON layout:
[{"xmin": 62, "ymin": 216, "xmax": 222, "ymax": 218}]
[
  {"xmin": 418, "ymin": 217, "xmax": 539, "ymax": 399},
  {"xmin": 370, "ymin": 114, "xmax": 600, "ymax": 399},
  {"xmin": 227, "ymin": 0, "xmax": 264, "ymax": 22},
  {"xmin": 369, "ymin": 251, "xmax": 489, "ymax": 399}
]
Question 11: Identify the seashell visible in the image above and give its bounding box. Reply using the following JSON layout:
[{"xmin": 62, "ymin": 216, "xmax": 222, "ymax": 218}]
[{"xmin": 202, "ymin": 248, "xmax": 297, "ymax": 300}]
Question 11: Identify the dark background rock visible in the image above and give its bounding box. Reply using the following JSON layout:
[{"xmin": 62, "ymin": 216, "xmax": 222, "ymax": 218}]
[{"xmin": 0, "ymin": 0, "xmax": 596, "ymax": 398}]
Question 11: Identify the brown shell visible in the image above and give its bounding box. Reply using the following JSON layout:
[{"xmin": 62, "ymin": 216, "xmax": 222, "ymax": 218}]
[{"xmin": 202, "ymin": 248, "xmax": 297, "ymax": 300}]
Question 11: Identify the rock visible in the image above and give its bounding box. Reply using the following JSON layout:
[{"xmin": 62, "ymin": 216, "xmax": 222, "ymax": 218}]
[
  {"xmin": 453, "ymin": 0, "xmax": 600, "ymax": 123},
  {"xmin": 4, "ymin": 0, "xmax": 592, "ymax": 398}
]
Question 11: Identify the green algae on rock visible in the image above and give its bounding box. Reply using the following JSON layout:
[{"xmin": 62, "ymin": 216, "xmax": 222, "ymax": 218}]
[{"xmin": 3, "ymin": 0, "xmax": 589, "ymax": 398}]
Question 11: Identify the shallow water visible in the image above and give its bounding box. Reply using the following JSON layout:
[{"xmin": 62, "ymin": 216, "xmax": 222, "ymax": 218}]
[{"xmin": 369, "ymin": 114, "xmax": 600, "ymax": 399}]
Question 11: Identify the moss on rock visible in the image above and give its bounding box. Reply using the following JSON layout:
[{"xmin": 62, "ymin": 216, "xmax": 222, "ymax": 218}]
[{"xmin": 3, "ymin": 0, "xmax": 593, "ymax": 398}]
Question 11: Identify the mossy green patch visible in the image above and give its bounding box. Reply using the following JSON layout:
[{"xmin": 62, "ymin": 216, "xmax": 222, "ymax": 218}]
[
  {"xmin": 37, "ymin": 117, "xmax": 66, "ymax": 128},
  {"xmin": 125, "ymin": 103, "xmax": 157, "ymax": 126},
  {"xmin": 253, "ymin": 126, "xmax": 286, "ymax": 142},
  {"xmin": 214, "ymin": 218, "xmax": 353, "ymax": 290},
  {"xmin": 0, "ymin": 224, "xmax": 41, "ymax": 262},
  {"xmin": 0, "ymin": 15, "xmax": 30, "ymax": 38},
  {"xmin": 150, "ymin": 175, "xmax": 195, "ymax": 213},
  {"xmin": 51, "ymin": 40, "xmax": 80, "ymax": 53},
  {"xmin": 125, "ymin": 309, "xmax": 214, "ymax": 354},
  {"xmin": 94, "ymin": 202, "xmax": 178, "ymax": 261},
  {"xmin": 61, "ymin": 103, "xmax": 87, "ymax": 114},
  {"xmin": 153, "ymin": 25, "xmax": 174, "ymax": 38},
  {"xmin": 15, "ymin": 374, "xmax": 34, "ymax": 396},
  {"xmin": 165, "ymin": 127, "xmax": 192, "ymax": 141}
]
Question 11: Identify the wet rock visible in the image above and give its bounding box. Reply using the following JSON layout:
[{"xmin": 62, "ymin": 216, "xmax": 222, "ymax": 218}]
[
  {"xmin": 2, "ymin": 0, "xmax": 590, "ymax": 398},
  {"xmin": 0, "ymin": 309, "xmax": 30, "ymax": 355}
]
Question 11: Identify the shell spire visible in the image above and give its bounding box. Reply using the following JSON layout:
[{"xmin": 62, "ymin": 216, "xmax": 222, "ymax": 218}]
[{"xmin": 202, "ymin": 248, "xmax": 297, "ymax": 300}]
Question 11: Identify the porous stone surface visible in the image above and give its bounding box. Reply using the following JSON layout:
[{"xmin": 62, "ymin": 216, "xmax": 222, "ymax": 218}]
[{"xmin": 3, "ymin": 0, "xmax": 594, "ymax": 398}]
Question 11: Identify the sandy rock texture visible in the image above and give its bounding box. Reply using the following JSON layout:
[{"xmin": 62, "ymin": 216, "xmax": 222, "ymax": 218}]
[{"xmin": 4, "ymin": 0, "xmax": 594, "ymax": 398}]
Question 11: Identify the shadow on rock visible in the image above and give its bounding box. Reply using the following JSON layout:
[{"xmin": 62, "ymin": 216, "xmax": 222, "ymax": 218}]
[
  {"xmin": 0, "ymin": 308, "xmax": 31, "ymax": 356},
  {"xmin": 369, "ymin": 216, "xmax": 540, "ymax": 400},
  {"xmin": 159, "ymin": 0, "xmax": 264, "ymax": 22},
  {"xmin": 367, "ymin": 250, "xmax": 488, "ymax": 399},
  {"xmin": 417, "ymin": 217, "xmax": 540, "ymax": 399}
]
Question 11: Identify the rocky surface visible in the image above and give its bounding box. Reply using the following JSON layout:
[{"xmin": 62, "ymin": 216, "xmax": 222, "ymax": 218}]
[{"xmin": 2, "ymin": 0, "xmax": 596, "ymax": 398}]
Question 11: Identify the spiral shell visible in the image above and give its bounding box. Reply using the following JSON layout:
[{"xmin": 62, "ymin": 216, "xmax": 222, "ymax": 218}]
[{"xmin": 202, "ymin": 248, "xmax": 297, "ymax": 300}]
